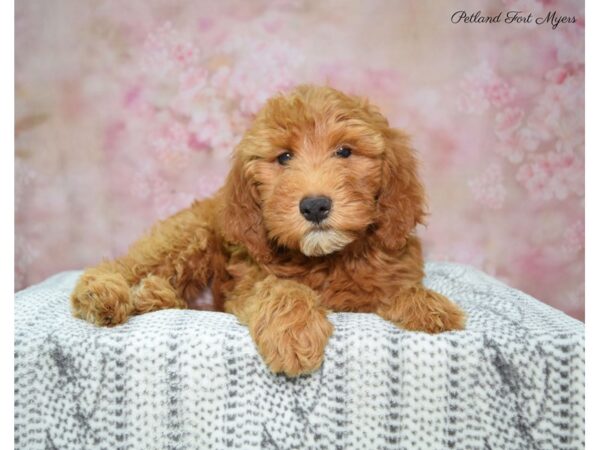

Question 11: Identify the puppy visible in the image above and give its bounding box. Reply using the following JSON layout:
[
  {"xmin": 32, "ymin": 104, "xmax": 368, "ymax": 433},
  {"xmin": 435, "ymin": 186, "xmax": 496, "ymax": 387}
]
[{"xmin": 71, "ymin": 85, "xmax": 465, "ymax": 376}]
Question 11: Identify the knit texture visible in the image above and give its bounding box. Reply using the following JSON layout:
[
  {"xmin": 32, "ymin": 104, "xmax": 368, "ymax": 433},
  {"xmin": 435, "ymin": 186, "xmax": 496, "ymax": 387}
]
[{"xmin": 14, "ymin": 262, "xmax": 584, "ymax": 449}]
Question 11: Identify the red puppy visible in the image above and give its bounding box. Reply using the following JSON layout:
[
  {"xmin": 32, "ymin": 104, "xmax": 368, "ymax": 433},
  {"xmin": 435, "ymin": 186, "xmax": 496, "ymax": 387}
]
[{"xmin": 72, "ymin": 85, "xmax": 465, "ymax": 376}]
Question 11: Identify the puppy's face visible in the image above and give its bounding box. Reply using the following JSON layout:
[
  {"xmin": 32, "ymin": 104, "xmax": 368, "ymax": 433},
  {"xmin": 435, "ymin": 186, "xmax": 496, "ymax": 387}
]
[
  {"xmin": 240, "ymin": 87, "xmax": 389, "ymax": 256},
  {"xmin": 222, "ymin": 85, "xmax": 425, "ymax": 260}
]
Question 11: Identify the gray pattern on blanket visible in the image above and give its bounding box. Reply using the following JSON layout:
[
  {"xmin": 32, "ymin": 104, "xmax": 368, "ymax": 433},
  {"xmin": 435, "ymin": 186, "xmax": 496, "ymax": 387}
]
[{"xmin": 14, "ymin": 262, "xmax": 584, "ymax": 450}]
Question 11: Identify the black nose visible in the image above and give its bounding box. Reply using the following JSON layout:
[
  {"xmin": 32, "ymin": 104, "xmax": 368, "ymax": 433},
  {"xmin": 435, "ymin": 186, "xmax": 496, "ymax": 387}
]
[{"xmin": 299, "ymin": 196, "xmax": 332, "ymax": 223}]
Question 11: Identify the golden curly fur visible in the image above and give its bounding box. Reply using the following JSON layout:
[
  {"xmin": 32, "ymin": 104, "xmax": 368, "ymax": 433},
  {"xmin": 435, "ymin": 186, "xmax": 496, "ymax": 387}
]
[{"xmin": 71, "ymin": 85, "xmax": 465, "ymax": 376}]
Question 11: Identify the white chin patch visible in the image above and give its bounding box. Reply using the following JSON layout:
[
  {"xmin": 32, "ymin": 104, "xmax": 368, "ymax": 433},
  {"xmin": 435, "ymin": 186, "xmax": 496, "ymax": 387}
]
[{"xmin": 300, "ymin": 229, "xmax": 354, "ymax": 257}]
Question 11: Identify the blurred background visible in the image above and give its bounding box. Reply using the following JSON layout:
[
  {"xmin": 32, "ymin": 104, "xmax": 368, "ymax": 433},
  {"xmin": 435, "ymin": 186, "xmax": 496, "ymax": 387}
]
[{"xmin": 15, "ymin": 0, "xmax": 584, "ymax": 319}]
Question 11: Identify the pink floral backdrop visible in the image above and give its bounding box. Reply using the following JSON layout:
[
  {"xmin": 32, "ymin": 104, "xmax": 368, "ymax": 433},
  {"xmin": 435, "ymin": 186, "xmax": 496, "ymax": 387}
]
[{"xmin": 15, "ymin": 0, "xmax": 584, "ymax": 319}]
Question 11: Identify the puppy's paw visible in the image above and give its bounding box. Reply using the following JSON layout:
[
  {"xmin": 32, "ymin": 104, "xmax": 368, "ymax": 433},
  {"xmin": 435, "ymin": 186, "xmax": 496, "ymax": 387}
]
[
  {"xmin": 256, "ymin": 312, "xmax": 333, "ymax": 377},
  {"xmin": 131, "ymin": 275, "xmax": 187, "ymax": 314},
  {"xmin": 71, "ymin": 269, "xmax": 134, "ymax": 326},
  {"xmin": 379, "ymin": 286, "xmax": 466, "ymax": 334},
  {"xmin": 249, "ymin": 286, "xmax": 333, "ymax": 376}
]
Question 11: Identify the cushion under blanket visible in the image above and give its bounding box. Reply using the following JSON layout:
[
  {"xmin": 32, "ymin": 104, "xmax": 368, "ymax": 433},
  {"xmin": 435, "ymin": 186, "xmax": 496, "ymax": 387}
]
[{"xmin": 14, "ymin": 262, "xmax": 584, "ymax": 450}]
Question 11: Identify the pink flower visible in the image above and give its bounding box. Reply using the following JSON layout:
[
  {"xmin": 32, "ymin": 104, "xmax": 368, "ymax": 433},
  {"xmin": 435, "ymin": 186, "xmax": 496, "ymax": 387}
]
[
  {"xmin": 457, "ymin": 62, "xmax": 517, "ymax": 114},
  {"xmin": 457, "ymin": 88, "xmax": 489, "ymax": 115},
  {"xmin": 528, "ymin": 74, "xmax": 583, "ymax": 142},
  {"xmin": 219, "ymin": 37, "xmax": 304, "ymax": 114},
  {"xmin": 179, "ymin": 67, "xmax": 208, "ymax": 93},
  {"xmin": 516, "ymin": 151, "xmax": 584, "ymax": 201},
  {"xmin": 150, "ymin": 121, "xmax": 191, "ymax": 164},
  {"xmin": 172, "ymin": 43, "xmax": 195, "ymax": 65},
  {"xmin": 169, "ymin": 68, "xmax": 209, "ymax": 115},
  {"xmin": 130, "ymin": 172, "xmax": 153, "ymax": 200},
  {"xmin": 468, "ymin": 164, "xmax": 506, "ymax": 209},
  {"xmin": 495, "ymin": 107, "xmax": 524, "ymax": 141},
  {"xmin": 516, "ymin": 127, "xmax": 541, "ymax": 153},
  {"xmin": 210, "ymin": 66, "xmax": 231, "ymax": 92},
  {"xmin": 495, "ymin": 143, "xmax": 524, "ymax": 164},
  {"xmin": 555, "ymin": 24, "xmax": 584, "ymax": 66},
  {"xmin": 188, "ymin": 102, "xmax": 237, "ymax": 151},
  {"xmin": 141, "ymin": 22, "xmax": 198, "ymax": 77},
  {"xmin": 485, "ymin": 80, "xmax": 517, "ymax": 107}
]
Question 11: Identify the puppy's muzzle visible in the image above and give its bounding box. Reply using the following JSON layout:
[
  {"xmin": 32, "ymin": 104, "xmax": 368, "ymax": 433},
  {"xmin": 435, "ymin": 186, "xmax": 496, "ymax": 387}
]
[{"xmin": 299, "ymin": 196, "xmax": 331, "ymax": 223}]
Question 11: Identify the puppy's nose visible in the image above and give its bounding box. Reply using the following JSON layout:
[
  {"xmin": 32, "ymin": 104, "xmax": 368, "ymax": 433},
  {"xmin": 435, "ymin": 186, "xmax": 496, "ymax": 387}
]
[{"xmin": 299, "ymin": 196, "xmax": 332, "ymax": 223}]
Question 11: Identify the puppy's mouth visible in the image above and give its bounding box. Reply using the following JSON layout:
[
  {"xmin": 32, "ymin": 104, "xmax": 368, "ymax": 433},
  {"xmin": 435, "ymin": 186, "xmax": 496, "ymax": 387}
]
[{"xmin": 299, "ymin": 227, "xmax": 354, "ymax": 257}]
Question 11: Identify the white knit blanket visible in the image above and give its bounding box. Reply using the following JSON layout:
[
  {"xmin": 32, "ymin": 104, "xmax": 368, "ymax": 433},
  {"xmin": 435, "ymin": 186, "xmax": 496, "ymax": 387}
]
[{"xmin": 14, "ymin": 262, "xmax": 584, "ymax": 450}]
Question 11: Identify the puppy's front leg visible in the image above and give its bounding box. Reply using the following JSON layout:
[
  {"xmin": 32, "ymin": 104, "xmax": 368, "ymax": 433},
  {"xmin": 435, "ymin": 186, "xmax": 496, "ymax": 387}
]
[
  {"xmin": 225, "ymin": 275, "xmax": 333, "ymax": 377},
  {"xmin": 377, "ymin": 286, "xmax": 466, "ymax": 333},
  {"xmin": 71, "ymin": 199, "xmax": 216, "ymax": 326}
]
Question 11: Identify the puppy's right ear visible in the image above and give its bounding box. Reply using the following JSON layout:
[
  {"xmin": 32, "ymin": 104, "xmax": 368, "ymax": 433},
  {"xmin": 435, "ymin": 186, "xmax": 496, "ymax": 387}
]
[{"xmin": 217, "ymin": 151, "xmax": 273, "ymax": 264}]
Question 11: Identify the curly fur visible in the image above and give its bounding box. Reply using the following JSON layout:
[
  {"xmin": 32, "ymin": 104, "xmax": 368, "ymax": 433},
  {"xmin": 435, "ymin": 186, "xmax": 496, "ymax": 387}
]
[{"xmin": 71, "ymin": 85, "xmax": 465, "ymax": 376}]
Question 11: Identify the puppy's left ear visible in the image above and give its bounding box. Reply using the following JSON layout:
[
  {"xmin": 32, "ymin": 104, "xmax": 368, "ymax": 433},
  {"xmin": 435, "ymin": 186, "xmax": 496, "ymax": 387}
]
[{"xmin": 374, "ymin": 128, "xmax": 426, "ymax": 250}]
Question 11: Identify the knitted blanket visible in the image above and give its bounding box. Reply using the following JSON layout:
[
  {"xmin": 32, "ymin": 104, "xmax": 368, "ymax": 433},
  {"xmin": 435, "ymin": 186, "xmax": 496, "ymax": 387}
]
[{"xmin": 14, "ymin": 262, "xmax": 584, "ymax": 450}]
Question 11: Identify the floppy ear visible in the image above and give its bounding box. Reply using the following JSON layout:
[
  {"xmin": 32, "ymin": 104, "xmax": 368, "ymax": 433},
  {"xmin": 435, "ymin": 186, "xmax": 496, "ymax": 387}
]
[
  {"xmin": 218, "ymin": 152, "xmax": 273, "ymax": 264},
  {"xmin": 374, "ymin": 129, "xmax": 427, "ymax": 250}
]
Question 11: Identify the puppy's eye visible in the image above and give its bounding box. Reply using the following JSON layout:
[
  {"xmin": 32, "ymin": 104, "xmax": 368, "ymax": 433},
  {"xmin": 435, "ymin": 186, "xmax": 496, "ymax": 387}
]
[
  {"xmin": 277, "ymin": 151, "xmax": 293, "ymax": 165},
  {"xmin": 335, "ymin": 146, "xmax": 352, "ymax": 158}
]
